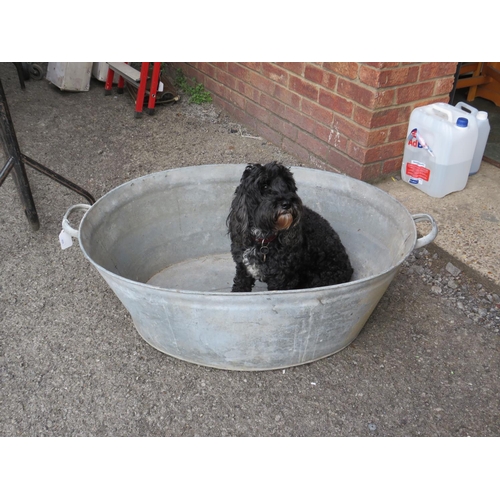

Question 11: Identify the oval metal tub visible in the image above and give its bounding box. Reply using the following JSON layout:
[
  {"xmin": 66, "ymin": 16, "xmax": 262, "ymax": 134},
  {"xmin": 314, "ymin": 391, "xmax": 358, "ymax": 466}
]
[{"xmin": 63, "ymin": 164, "xmax": 437, "ymax": 371}]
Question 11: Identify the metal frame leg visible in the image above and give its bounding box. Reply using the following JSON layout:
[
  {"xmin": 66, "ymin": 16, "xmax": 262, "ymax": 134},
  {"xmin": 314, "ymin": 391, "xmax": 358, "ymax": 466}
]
[
  {"xmin": 134, "ymin": 62, "xmax": 150, "ymax": 118},
  {"xmin": 0, "ymin": 78, "xmax": 95, "ymax": 231},
  {"xmin": 13, "ymin": 63, "xmax": 27, "ymax": 90},
  {"xmin": 117, "ymin": 62, "xmax": 128, "ymax": 95},
  {"xmin": 146, "ymin": 63, "xmax": 161, "ymax": 115},
  {"xmin": 117, "ymin": 75, "xmax": 125, "ymax": 94},
  {"xmin": 104, "ymin": 68, "xmax": 115, "ymax": 95},
  {"xmin": 0, "ymin": 80, "xmax": 39, "ymax": 229}
]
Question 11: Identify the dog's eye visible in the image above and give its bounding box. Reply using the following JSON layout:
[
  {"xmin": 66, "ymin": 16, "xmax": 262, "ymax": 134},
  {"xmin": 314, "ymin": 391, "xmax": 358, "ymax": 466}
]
[{"xmin": 262, "ymin": 184, "xmax": 270, "ymax": 191}]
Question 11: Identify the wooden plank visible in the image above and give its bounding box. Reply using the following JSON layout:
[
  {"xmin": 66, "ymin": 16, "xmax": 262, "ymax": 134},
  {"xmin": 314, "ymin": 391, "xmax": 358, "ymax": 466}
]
[
  {"xmin": 456, "ymin": 75, "xmax": 491, "ymax": 89},
  {"xmin": 106, "ymin": 62, "xmax": 141, "ymax": 83},
  {"xmin": 459, "ymin": 62, "xmax": 481, "ymax": 75},
  {"xmin": 484, "ymin": 63, "xmax": 500, "ymax": 84}
]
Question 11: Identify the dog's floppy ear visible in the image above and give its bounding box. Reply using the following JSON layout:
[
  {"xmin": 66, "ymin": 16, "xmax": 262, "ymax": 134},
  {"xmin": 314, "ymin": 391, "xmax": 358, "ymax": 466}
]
[
  {"xmin": 227, "ymin": 184, "xmax": 250, "ymax": 243},
  {"xmin": 227, "ymin": 166, "xmax": 255, "ymax": 242},
  {"xmin": 227, "ymin": 184, "xmax": 249, "ymax": 230}
]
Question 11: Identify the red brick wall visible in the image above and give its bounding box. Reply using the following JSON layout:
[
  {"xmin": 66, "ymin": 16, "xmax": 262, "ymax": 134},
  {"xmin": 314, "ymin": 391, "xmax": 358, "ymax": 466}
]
[{"xmin": 169, "ymin": 62, "xmax": 458, "ymax": 181}]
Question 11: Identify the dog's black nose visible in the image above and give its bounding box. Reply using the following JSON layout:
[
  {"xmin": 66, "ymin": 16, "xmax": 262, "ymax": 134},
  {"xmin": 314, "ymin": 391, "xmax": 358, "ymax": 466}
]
[{"xmin": 281, "ymin": 201, "xmax": 291, "ymax": 210}]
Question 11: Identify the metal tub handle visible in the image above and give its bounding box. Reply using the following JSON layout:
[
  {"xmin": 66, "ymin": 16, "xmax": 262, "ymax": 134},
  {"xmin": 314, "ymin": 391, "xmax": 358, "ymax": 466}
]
[
  {"xmin": 62, "ymin": 204, "xmax": 91, "ymax": 239},
  {"xmin": 412, "ymin": 213, "xmax": 438, "ymax": 249}
]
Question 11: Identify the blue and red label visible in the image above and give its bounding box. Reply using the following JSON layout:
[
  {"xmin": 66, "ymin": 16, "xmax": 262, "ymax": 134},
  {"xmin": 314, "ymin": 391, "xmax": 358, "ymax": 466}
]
[
  {"xmin": 406, "ymin": 128, "xmax": 431, "ymax": 184},
  {"xmin": 406, "ymin": 161, "xmax": 430, "ymax": 182},
  {"xmin": 407, "ymin": 128, "xmax": 423, "ymax": 148}
]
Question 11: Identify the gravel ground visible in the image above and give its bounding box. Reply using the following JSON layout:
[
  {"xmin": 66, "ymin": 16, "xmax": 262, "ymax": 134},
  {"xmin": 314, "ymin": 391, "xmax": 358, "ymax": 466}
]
[{"xmin": 403, "ymin": 247, "xmax": 500, "ymax": 332}]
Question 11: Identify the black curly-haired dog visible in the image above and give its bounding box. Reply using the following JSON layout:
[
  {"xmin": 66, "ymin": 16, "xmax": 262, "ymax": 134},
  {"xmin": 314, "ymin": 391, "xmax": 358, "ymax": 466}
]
[{"xmin": 227, "ymin": 161, "xmax": 353, "ymax": 292}]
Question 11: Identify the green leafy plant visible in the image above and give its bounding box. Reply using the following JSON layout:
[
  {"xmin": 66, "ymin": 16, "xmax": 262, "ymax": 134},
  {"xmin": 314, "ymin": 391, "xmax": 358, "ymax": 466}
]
[{"xmin": 175, "ymin": 68, "xmax": 212, "ymax": 104}]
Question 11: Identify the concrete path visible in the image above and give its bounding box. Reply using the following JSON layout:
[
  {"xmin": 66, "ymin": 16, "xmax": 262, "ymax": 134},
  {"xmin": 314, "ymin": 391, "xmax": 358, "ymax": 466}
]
[{"xmin": 377, "ymin": 162, "xmax": 500, "ymax": 287}]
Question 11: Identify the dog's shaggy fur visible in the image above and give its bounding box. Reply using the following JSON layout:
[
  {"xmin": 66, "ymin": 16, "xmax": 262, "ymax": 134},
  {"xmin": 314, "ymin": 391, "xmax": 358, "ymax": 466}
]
[{"xmin": 227, "ymin": 161, "xmax": 353, "ymax": 292}]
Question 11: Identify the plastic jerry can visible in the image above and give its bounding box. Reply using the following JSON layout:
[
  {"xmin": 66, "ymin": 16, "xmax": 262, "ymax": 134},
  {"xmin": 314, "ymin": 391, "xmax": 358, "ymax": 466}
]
[
  {"xmin": 401, "ymin": 103, "xmax": 478, "ymax": 198},
  {"xmin": 455, "ymin": 102, "xmax": 491, "ymax": 175}
]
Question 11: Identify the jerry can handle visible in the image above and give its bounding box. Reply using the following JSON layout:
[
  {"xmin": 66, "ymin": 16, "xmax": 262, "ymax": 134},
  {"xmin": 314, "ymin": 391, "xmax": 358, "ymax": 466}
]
[
  {"xmin": 455, "ymin": 101, "xmax": 478, "ymax": 115},
  {"xmin": 430, "ymin": 104, "xmax": 453, "ymax": 123}
]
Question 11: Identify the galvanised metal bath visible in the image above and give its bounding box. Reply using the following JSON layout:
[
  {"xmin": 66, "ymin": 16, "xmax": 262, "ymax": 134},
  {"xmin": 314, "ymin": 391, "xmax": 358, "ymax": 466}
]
[{"xmin": 62, "ymin": 164, "xmax": 437, "ymax": 371}]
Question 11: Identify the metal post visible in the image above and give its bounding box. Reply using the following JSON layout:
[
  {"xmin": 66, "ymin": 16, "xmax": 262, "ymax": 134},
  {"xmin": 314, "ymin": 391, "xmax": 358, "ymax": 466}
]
[
  {"xmin": 0, "ymin": 79, "xmax": 40, "ymax": 230},
  {"xmin": 0, "ymin": 78, "xmax": 95, "ymax": 230}
]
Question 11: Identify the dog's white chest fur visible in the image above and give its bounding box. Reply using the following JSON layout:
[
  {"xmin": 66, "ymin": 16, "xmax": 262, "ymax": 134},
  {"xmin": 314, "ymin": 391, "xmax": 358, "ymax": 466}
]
[{"xmin": 242, "ymin": 247, "xmax": 265, "ymax": 281}]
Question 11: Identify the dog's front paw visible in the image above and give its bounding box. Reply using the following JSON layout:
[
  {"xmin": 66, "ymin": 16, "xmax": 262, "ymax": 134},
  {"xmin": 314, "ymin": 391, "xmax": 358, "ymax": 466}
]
[
  {"xmin": 231, "ymin": 276, "xmax": 255, "ymax": 292},
  {"xmin": 231, "ymin": 263, "xmax": 255, "ymax": 292}
]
